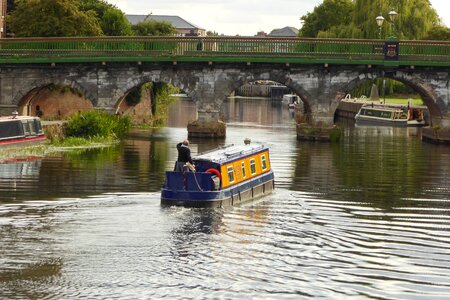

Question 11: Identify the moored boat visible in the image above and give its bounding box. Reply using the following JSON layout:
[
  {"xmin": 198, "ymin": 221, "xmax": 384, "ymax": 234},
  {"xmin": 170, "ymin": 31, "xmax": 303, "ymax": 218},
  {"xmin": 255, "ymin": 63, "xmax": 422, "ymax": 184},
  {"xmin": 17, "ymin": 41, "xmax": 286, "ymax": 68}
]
[
  {"xmin": 161, "ymin": 141, "xmax": 275, "ymax": 208},
  {"xmin": 0, "ymin": 113, "xmax": 46, "ymax": 148},
  {"xmin": 282, "ymin": 94, "xmax": 299, "ymax": 109},
  {"xmin": 355, "ymin": 104, "xmax": 426, "ymax": 127}
]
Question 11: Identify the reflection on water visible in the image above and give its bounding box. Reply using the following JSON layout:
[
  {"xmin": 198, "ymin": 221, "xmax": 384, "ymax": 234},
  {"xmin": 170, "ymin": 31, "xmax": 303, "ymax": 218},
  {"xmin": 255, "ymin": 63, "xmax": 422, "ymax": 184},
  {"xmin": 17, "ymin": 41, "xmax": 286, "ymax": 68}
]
[
  {"xmin": 1, "ymin": 99, "xmax": 450, "ymax": 298},
  {"xmin": 167, "ymin": 97, "xmax": 296, "ymax": 127}
]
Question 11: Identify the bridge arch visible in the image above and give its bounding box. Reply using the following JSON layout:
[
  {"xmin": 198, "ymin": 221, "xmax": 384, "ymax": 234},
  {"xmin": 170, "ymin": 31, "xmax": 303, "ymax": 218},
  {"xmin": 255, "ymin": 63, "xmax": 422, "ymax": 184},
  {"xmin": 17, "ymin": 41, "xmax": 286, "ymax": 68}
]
[
  {"xmin": 14, "ymin": 78, "xmax": 95, "ymax": 118},
  {"xmin": 181, "ymin": 67, "xmax": 314, "ymax": 122},
  {"xmin": 112, "ymin": 72, "xmax": 202, "ymax": 124},
  {"xmin": 342, "ymin": 69, "xmax": 446, "ymax": 126},
  {"xmin": 13, "ymin": 78, "xmax": 95, "ymax": 107}
]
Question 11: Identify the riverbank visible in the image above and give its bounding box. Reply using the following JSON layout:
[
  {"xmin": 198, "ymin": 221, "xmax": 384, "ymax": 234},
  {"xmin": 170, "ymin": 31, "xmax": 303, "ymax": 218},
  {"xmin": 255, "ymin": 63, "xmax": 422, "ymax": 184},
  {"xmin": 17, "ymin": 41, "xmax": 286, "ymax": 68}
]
[
  {"xmin": 0, "ymin": 140, "xmax": 120, "ymax": 164},
  {"xmin": 0, "ymin": 118, "xmax": 123, "ymax": 163}
]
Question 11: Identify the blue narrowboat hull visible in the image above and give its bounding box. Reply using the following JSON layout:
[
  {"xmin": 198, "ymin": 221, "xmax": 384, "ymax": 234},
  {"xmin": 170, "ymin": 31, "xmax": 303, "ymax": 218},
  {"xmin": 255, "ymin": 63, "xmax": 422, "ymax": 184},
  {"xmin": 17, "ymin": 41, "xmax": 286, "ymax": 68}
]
[{"xmin": 161, "ymin": 171, "xmax": 275, "ymax": 208}]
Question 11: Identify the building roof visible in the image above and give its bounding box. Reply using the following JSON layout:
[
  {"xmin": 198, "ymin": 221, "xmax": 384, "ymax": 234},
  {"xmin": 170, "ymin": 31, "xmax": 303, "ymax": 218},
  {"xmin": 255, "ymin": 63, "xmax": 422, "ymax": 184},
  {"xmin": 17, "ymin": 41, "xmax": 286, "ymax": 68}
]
[
  {"xmin": 126, "ymin": 15, "xmax": 204, "ymax": 30},
  {"xmin": 268, "ymin": 26, "xmax": 299, "ymax": 37}
]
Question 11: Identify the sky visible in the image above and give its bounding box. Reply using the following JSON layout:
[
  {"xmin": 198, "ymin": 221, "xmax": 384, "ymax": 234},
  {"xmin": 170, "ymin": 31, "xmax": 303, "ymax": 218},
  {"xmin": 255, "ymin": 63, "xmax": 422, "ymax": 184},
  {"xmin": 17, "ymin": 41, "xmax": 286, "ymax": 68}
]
[{"xmin": 107, "ymin": 0, "xmax": 450, "ymax": 36}]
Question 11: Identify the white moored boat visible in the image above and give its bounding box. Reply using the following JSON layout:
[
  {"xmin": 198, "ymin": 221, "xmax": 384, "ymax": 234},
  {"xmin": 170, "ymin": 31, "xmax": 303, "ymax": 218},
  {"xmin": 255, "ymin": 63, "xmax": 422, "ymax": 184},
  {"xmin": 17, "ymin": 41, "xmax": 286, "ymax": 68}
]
[{"xmin": 355, "ymin": 104, "xmax": 426, "ymax": 127}]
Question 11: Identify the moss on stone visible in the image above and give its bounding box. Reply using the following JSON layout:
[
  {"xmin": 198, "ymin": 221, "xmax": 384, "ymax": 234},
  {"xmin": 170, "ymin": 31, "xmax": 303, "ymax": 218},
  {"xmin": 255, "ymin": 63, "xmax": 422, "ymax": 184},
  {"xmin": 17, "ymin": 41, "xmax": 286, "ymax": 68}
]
[
  {"xmin": 297, "ymin": 124, "xmax": 342, "ymax": 142},
  {"xmin": 187, "ymin": 120, "xmax": 226, "ymax": 138}
]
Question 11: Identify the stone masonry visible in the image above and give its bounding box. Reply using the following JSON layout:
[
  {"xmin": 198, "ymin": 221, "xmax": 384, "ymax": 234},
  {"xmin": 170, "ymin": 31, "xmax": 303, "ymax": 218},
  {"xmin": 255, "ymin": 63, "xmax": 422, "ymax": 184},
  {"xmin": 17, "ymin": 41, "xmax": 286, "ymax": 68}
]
[{"xmin": 0, "ymin": 62, "xmax": 449, "ymax": 129}]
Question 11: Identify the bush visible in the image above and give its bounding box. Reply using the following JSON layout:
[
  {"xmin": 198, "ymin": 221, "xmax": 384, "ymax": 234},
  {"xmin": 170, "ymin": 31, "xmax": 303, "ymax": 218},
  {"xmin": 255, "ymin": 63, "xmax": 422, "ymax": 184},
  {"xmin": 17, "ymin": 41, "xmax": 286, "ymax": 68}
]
[{"xmin": 66, "ymin": 110, "xmax": 131, "ymax": 139}]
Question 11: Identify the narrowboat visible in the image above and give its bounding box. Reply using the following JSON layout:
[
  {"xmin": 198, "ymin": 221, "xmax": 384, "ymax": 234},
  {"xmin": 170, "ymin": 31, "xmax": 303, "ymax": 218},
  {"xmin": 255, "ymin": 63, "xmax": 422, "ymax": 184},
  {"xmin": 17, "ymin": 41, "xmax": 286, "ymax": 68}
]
[
  {"xmin": 355, "ymin": 104, "xmax": 426, "ymax": 127},
  {"xmin": 161, "ymin": 141, "xmax": 275, "ymax": 207},
  {"xmin": 0, "ymin": 113, "xmax": 46, "ymax": 148},
  {"xmin": 282, "ymin": 94, "xmax": 299, "ymax": 109}
]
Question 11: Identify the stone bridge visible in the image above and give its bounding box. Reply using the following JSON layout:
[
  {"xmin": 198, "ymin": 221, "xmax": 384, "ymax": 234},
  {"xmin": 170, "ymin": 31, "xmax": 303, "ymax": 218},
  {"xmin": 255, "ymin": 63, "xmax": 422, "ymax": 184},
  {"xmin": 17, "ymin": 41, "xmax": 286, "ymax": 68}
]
[{"xmin": 0, "ymin": 61, "xmax": 449, "ymax": 136}]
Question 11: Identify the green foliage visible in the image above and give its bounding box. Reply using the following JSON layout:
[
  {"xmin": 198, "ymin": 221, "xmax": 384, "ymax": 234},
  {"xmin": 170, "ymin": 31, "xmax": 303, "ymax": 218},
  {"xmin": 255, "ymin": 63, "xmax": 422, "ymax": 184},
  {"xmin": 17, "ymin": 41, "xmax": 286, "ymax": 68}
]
[
  {"xmin": 7, "ymin": 0, "xmax": 102, "ymax": 37},
  {"xmin": 52, "ymin": 136, "xmax": 115, "ymax": 147},
  {"xmin": 101, "ymin": 8, "xmax": 133, "ymax": 36},
  {"xmin": 350, "ymin": 78, "xmax": 417, "ymax": 98},
  {"xmin": 300, "ymin": 0, "xmax": 442, "ymax": 40},
  {"xmin": 329, "ymin": 126, "xmax": 342, "ymax": 143},
  {"xmin": 132, "ymin": 20, "xmax": 177, "ymax": 36},
  {"xmin": 206, "ymin": 30, "xmax": 219, "ymax": 36},
  {"xmin": 66, "ymin": 110, "xmax": 131, "ymax": 139},
  {"xmin": 153, "ymin": 83, "xmax": 180, "ymax": 126},
  {"xmin": 47, "ymin": 84, "xmax": 82, "ymax": 97},
  {"xmin": 299, "ymin": 0, "xmax": 354, "ymax": 38},
  {"xmin": 422, "ymin": 25, "xmax": 450, "ymax": 40},
  {"xmin": 79, "ymin": 0, "xmax": 133, "ymax": 36}
]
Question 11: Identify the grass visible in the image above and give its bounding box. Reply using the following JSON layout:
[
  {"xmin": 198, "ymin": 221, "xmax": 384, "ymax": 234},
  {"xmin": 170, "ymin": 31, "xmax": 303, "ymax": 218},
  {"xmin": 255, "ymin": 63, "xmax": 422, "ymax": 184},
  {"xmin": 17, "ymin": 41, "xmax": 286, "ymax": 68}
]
[
  {"xmin": 381, "ymin": 98, "xmax": 423, "ymax": 106},
  {"xmin": 0, "ymin": 145, "xmax": 48, "ymax": 163},
  {"xmin": 1, "ymin": 111, "xmax": 130, "ymax": 163},
  {"xmin": 0, "ymin": 137, "xmax": 119, "ymax": 163},
  {"xmin": 350, "ymin": 97, "xmax": 424, "ymax": 106},
  {"xmin": 51, "ymin": 136, "xmax": 117, "ymax": 147}
]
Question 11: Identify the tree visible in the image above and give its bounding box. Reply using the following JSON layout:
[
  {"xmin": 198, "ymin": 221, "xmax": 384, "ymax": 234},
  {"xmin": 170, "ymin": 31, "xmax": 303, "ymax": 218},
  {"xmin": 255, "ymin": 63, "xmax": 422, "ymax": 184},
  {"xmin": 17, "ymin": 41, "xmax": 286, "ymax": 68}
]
[
  {"xmin": 422, "ymin": 25, "xmax": 450, "ymax": 40},
  {"xmin": 7, "ymin": 0, "xmax": 102, "ymax": 37},
  {"xmin": 299, "ymin": 0, "xmax": 354, "ymax": 38},
  {"xmin": 206, "ymin": 30, "xmax": 219, "ymax": 36},
  {"xmin": 299, "ymin": 0, "xmax": 442, "ymax": 40},
  {"xmin": 351, "ymin": 0, "xmax": 439, "ymax": 39},
  {"xmin": 100, "ymin": 8, "xmax": 133, "ymax": 36},
  {"xmin": 132, "ymin": 20, "xmax": 177, "ymax": 36},
  {"xmin": 79, "ymin": 0, "xmax": 133, "ymax": 36}
]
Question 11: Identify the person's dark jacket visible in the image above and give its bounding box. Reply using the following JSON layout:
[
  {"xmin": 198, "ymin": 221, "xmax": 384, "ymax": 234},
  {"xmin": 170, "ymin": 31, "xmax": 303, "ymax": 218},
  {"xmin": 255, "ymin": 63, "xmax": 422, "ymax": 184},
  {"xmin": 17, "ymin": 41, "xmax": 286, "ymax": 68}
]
[{"xmin": 177, "ymin": 143, "xmax": 193, "ymax": 164}]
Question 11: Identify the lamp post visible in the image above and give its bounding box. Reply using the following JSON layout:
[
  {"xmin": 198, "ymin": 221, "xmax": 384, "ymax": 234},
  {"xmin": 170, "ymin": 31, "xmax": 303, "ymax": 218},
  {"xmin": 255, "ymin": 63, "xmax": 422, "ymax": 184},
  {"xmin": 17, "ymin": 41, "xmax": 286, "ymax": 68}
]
[
  {"xmin": 376, "ymin": 15, "xmax": 384, "ymax": 39},
  {"xmin": 376, "ymin": 10, "xmax": 398, "ymax": 39},
  {"xmin": 388, "ymin": 10, "xmax": 398, "ymax": 39}
]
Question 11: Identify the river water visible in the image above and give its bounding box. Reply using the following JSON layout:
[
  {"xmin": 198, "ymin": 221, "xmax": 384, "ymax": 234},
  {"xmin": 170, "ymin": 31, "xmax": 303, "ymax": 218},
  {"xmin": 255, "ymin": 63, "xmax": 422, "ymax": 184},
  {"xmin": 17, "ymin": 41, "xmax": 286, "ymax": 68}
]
[{"xmin": 1, "ymin": 98, "xmax": 450, "ymax": 299}]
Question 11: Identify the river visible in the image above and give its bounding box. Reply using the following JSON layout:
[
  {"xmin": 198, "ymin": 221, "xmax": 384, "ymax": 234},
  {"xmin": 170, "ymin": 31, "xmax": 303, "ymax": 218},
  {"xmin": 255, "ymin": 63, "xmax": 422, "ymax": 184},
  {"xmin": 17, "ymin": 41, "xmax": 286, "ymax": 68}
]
[{"xmin": 1, "ymin": 98, "xmax": 450, "ymax": 299}]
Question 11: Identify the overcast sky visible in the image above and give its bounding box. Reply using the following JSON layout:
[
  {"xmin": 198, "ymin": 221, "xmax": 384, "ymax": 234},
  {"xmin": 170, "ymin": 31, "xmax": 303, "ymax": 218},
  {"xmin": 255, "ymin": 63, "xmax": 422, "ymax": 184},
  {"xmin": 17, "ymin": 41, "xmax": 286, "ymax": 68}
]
[{"xmin": 107, "ymin": 0, "xmax": 449, "ymax": 36}]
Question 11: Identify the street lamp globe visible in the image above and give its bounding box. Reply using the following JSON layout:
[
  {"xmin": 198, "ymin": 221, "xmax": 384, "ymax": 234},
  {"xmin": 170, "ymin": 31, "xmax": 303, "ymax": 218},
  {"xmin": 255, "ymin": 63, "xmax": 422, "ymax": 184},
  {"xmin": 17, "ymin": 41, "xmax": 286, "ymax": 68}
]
[
  {"xmin": 376, "ymin": 15, "xmax": 385, "ymax": 27},
  {"xmin": 388, "ymin": 10, "xmax": 398, "ymax": 22}
]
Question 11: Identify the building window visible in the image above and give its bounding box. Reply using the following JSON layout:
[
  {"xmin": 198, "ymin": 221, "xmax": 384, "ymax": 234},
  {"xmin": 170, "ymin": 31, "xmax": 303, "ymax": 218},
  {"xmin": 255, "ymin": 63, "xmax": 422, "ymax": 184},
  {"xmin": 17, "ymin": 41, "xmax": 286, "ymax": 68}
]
[
  {"xmin": 241, "ymin": 162, "xmax": 246, "ymax": 178},
  {"xmin": 261, "ymin": 155, "xmax": 267, "ymax": 170},
  {"xmin": 227, "ymin": 166, "xmax": 235, "ymax": 183},
  {"xmin": 250, "ymin": 159, "xmax": 256, "ymax": 175}
]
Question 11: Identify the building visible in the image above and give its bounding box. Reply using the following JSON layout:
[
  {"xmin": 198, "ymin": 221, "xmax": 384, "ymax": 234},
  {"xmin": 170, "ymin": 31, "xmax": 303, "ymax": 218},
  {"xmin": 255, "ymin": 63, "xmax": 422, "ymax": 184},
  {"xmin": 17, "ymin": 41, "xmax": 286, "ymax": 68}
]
[
  {"xmin": 126, "ymin": 15, "xmax": 206, "ymax": 37},
  {"xmin": 0, "ymin": 0, "xmax": 6, "ymax": 38},
  {"xmin": 268, "ymin": 26, "xmax": 299, "ymax": 37}
]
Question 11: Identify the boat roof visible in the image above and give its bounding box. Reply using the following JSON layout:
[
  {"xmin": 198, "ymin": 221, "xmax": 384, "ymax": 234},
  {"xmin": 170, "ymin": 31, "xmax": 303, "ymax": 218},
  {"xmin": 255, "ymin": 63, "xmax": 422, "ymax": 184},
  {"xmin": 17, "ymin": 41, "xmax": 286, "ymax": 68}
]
[
  {"xmin": 194, "ymin": 143, "xmax": 267, "ymax": 164},
  {"xmin": 361, "ymin": 105, "xmax": 404, "ymax": 112},
  {"xmin": 0, "ymin": 116, "xmax": 39, "ymax": 122}
]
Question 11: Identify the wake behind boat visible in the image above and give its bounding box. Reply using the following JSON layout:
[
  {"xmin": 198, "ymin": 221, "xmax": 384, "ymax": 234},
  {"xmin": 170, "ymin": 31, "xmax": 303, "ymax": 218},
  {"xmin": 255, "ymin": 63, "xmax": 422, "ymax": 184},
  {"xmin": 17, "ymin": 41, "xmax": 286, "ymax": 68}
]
[
  {"xmin": 355, "ymin": 104, "xmax": 426, "ymax": 127},
  {"xmin": 161, "ymin": 140, "xmax": 275, "ymax": 208}
]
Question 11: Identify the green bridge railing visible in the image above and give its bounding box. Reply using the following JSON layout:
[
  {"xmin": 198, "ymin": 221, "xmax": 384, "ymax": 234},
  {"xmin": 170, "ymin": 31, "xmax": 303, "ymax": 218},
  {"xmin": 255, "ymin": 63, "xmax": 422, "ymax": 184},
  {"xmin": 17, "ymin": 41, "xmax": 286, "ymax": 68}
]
[{"xmin": 0, "ymin": 36, "xmax": 448, "ymax": 67}]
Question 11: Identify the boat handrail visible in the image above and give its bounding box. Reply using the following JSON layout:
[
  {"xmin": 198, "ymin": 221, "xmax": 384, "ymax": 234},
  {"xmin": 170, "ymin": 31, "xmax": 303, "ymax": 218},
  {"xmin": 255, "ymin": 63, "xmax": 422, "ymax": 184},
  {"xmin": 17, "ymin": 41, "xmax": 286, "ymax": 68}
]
[
  {"xmin": 224, "ymin": 144, "xmax": 265, "ymax": 158},
  {"xmin": 198, "ymin": 144, "xmax": 235, "ymax": 156}
]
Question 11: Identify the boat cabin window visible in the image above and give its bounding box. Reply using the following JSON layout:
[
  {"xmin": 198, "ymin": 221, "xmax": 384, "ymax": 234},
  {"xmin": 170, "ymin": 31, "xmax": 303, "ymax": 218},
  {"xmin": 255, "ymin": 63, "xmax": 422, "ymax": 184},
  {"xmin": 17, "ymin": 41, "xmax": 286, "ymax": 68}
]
[
  {"xmin": 27, "ymin": 121, "xmax": 37, "ymax": 135},
  {"xmin": 0, "ymin": 120, "xmax": 24, "ymax": 139},
  {"xmin": 21, "ymin": 120, "xmax": 31, "ymax": 135},
  {"xmin": 261, "ymin": 155, "xmax": 267, "ymax": 171},
  {"xmin": 363, "ymin": 109, "xmax": 393, "ymax": 119},
  {"xmin": 34, "ymin": 119, "xmax": 43, "ymax": 134},
  {"xmin": 241, "ymin": 162, "xmax": 246, "ymax": 178},
  {"xmin": 250, "ymin": 159, "xmax": 256, "ymax": 175},
  {"xmin": 227, "ymin": 166, "xmax": 235, "ymax": 183}
]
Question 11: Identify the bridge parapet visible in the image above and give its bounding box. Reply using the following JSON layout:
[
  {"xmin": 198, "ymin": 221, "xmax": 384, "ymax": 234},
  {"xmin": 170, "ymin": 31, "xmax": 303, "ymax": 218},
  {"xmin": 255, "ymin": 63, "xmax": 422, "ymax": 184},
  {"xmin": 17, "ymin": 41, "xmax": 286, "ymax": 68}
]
[{"xmin": 0, "ymin": 37, "xmax": 448, "ymax": 67}]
